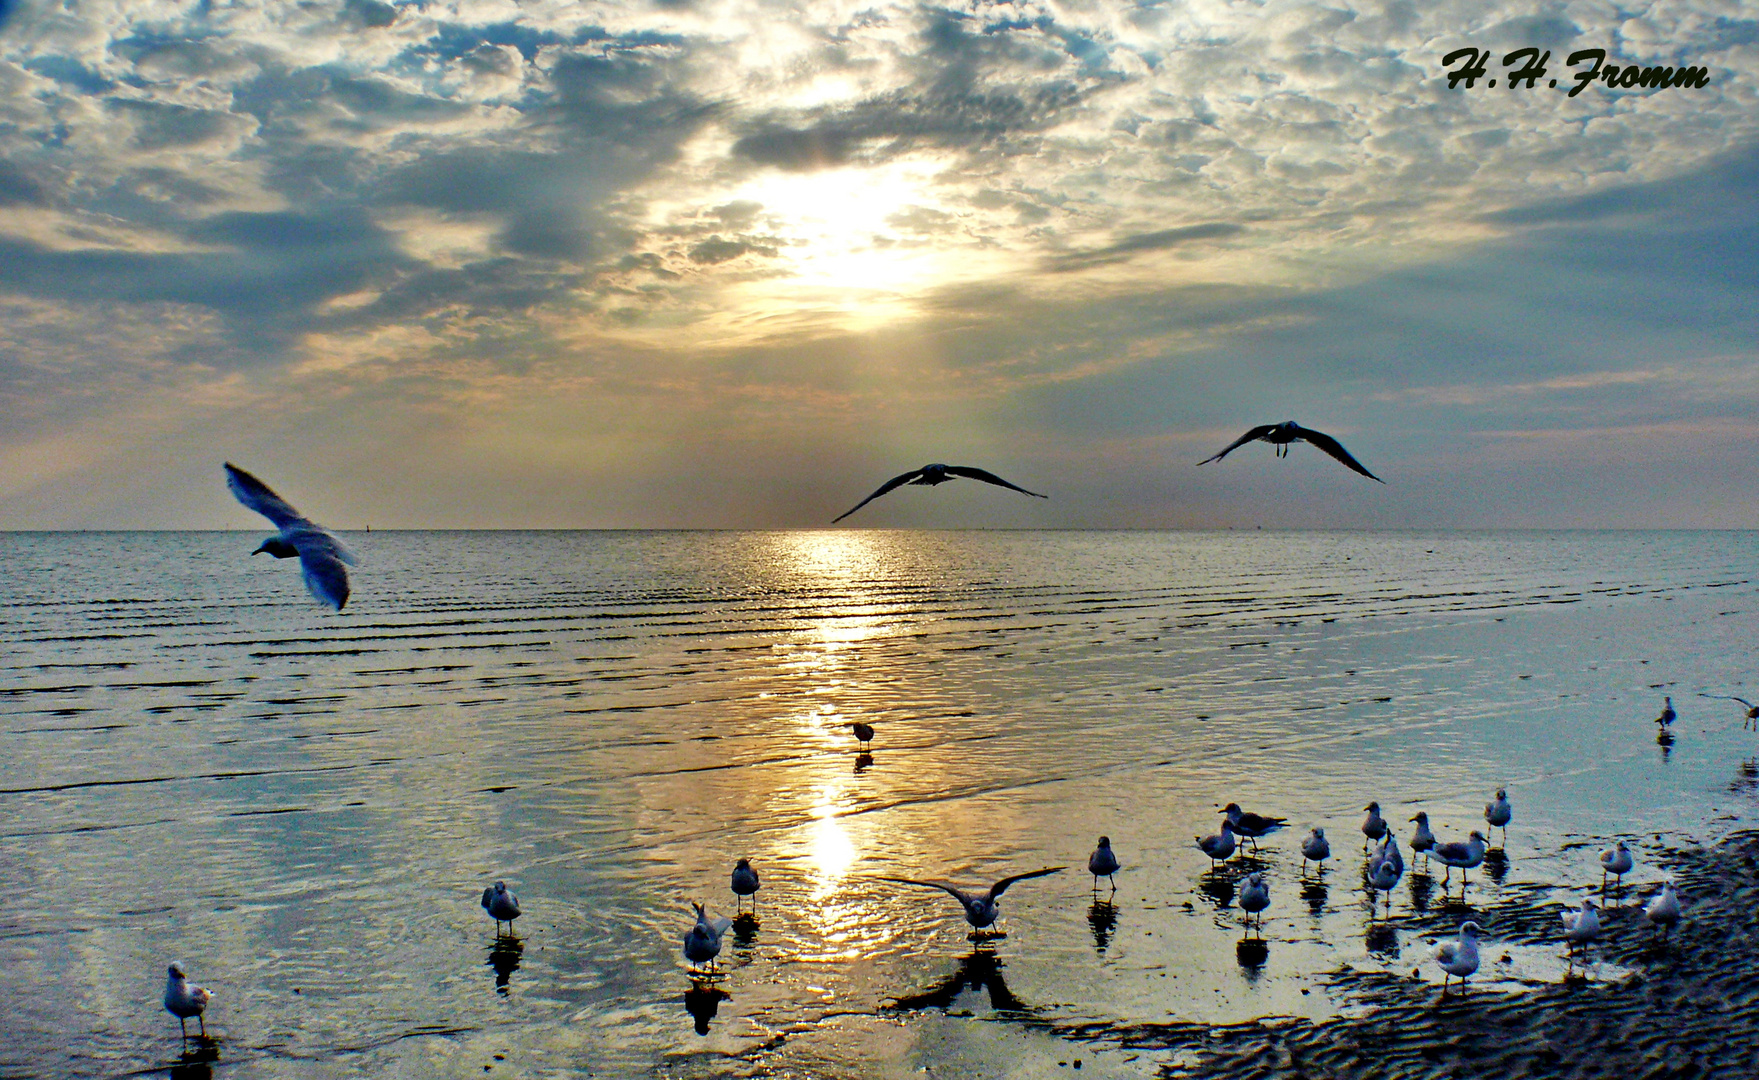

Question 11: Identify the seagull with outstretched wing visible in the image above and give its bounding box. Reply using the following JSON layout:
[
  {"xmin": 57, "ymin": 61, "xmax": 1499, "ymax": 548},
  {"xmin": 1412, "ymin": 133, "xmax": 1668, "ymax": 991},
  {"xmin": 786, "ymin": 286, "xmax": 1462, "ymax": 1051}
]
[
  {"xmin": 879, "ymin": 866, "xmax": 1065, "ymax": 933},
  {"xmin": 1197, "ymin": 421, "xmax": 1384, "ymax": 483},
  {"xmin": 833, "ymin": 464, "xmax": 1048, "ymax": 523},
  {"xmin": 225, "ymin": 463, "xmax": 357, "ymax": 610}
]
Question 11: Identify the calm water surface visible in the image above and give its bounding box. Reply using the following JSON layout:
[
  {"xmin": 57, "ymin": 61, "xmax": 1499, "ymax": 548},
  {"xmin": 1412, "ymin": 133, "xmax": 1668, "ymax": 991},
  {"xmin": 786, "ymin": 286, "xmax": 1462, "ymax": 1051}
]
[{"xmin": 3, "ymin": 531, "xmax": 1757, "ymax": 1078}]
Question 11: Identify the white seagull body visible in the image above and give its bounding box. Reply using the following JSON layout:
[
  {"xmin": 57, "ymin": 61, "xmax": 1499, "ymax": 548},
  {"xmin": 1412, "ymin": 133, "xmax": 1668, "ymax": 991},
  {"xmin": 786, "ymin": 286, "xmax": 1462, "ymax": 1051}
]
[
  {"xmin": 880, "ymin": 866, "xmax": 1065, "ymax": 932},
  {"xmin": 1369, "ymin": 851, "xmax": 1402, "ymax": 914},
  {"xmin": 1600, "ymin": 840, "xmax": 1635, "ymax": 888},
  {"xmin": 163, "ymin": 962, "xmax": 212, "ymax": 1039},
  {"xmin": 684, "ymin": 902, "xmax": 734, "ymax": 969},
  {"xmin": 1644, "ymin": 880, "xmax": 1682, "ymax": 937},
  {"xmin": 1434, "ymin": 921, "xmax": 1482, "ymax": 991},
  {"xmin": 1562, "ymin": 898, "xmax": 1601, "ymax": 953},
  {"xmin": 1088, "ymin": 836, "xmax": 1121, "ymax": 891},
  {"xmin": 1197, "ymin": 421, "xmax": 1384, "ymax": 483},
  {"xmin": 833, "ymin": 464, "xmax": 1047, "ymax": 523},
  {"xmin": 1239, "ymin": 871, "xmax": 1270, "ymax": 932},
  {"xmin": 482, "ymin": 880, "xmax": 521, "ymax": 935},
  {"xmin": 1370, "ymin": 833, "xmax": 1404, "ymax": 879},
  {"xmin": 1484, "ymin": 789, "xmax": 1513, "ymax": 845},
  {"xmin": 1301, "ymin": 827, "xmax": 1331, "ymax": 871},
  {"xmin": 225, "ymin": 463, "xmax": 356, "ymax": 610}
]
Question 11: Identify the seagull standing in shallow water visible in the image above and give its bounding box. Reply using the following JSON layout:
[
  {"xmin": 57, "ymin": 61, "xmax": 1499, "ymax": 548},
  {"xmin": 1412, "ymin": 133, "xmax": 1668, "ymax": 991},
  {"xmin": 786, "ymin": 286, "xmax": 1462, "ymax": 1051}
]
[
  {"xmin": 1223, "ymin": 803, "xmax": 1287, "ymax": 850},
  {"xmin": 1197, "ymin": 421, "xmax": 1385, "ymax": 483},
  {"xmin": 731, "ymin": 859, "xmax": 760, "ymax": 913},
  {"xmin": 850, "ymin": 721, "xmax": 875, "ymax": 748},
  {"xmin": 1434, "ymin": 922, "xmax": 1483, "ymax": 993},
  {"xmin": 1432, "ymin": 831, "xmax": 1489, "ymax": 896},
  {"xmin": 1484, "ymin": 789, "xmax": 1513, "ymax": 847},
  {"xmin": 482, "ymin": 880, "xmax": 521, "ymax": 936},
  {"xmin": 224, "ymin": 463, "xmax": 357, "ymax": 610},
  {"xmin": 163, "ymin": 963, "xmax": 212, "ymax": 1040},
  {"xmin": 1369, "ymin": 851, "xmax": 1402, "ymax": 915},
  {"xmin": 1656, "ymin": 696, "xmax": 1677, "ymax": 728},
  {"xmin": 1360, "ymin": 803, "xmax": 1387, "ymax": 850},
  {"xmin": 880, "ymin": 867, "xmax": 1065, "ymax": 935},
  {"xmin": 1600, "ymin": 841, "xmax": 1635, "ymax": 890},
  {"xmin": 1239, "ymin": 872, "xmax": 1270, "ymax": 934},
  {"xmin": 832, "ymin": 464, "xmax": 1047, "ymax": 523},
  {"xmin": 683, "ymin": 902, "xmax": 734, "ymax": 970},
  {"xmin": 1562, "ymin": 897, "xmax": 1601, "ymax": 956},
  {"xmin": 1301, "ymin": 827, "xmax": 1331, "ymax": 873},
  {"xmin": 1088, "ymin": 836, "xmax": 1120, "ymax": 892},
  {"xmin": 1409, "ymin": 812, "xmax": 1436, "ymax": 865},
  {"xmin": 1644, "ymin": 880, "xmax": 1682, "ymax": 938},
  {"xmin": 1197, "ymin": 821, "xmax": 1238, "ymax": 867}
]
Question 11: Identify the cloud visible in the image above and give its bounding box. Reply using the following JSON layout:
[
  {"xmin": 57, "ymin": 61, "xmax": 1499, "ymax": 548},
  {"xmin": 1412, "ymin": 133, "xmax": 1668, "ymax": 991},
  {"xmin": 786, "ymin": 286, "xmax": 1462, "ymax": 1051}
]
[{"xmin": 1044, "ymin": 223, "xmax": 1247, "ymax": 272}]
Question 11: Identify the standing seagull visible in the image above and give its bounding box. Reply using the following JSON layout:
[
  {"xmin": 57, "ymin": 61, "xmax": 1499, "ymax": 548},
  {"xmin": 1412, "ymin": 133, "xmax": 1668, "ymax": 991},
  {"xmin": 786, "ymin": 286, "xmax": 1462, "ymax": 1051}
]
[
  {"xmin": 683, "ymin": 902, "xmax": 734, "ymax": 970},
  {"xmin": 1197, "ymin": 421, "xmax": 1384, "ymax": 483},
  {"xmin": 1196, "ymin": 821, "xmax": 1238, "ymax": 867},
  {"xmin": 850, "ymin": 721, "xmax": 875, "ymax": 749},
  {"xmin": 224, "ymin": 463, "xmax": 356, "ymax": 610},
  {"xmin": 1088, "ymin": 836, "xmax": 1121, "ymax": 893},
  {"xmin": 1656, "ymin": 696, "xmax": 1677, "ymax": 728},
  {"xmin": 1301, "ymin": 827, "xmax": 1331, "ymax": 873},
  {"xmin": 163, "ymin": 963, "xmax": 212, "ymax": 1040},
  {"xmin": 1434, "ymin": 922, "xmax": 1483, "ymax": 993},
  {"xmin": 832, "ymin": 464, "xmax": 1047, "ymax": 523},
  {"xmin": 1360, "ymin": 803, "xmax": 1387, "ymax": 851},
  {"xmin": 1223, "ymin": 803, "xmax": 1288, "ymax": 850},
  {"xmin": 1600, "ymin": 841, "xmax": 1635, "ymax": 890},
  {"xmin": 731, "ymin": 858, "xmax": 760, "ymax": 913},
  {"xmin": 1484, "ymin": 789, "xmax": 1513, "ymax": 847},
  {"xmin": 482, "ymin": 880, "xmax": 521, "ymax": 937},
  {"xmin": 1561, "ymin": 897, "xmax": 1601, "ymax": 956},
  {"xmin": 880, "ymin": 867, "xmax": 1065, "ymax": 935},
  {"xmin": 1239, "ymin": 872, "xmax": 1270, "ymax": 934},
  {"xmin": 1409, "ymin": 812, "xmax": 1436, "ymax": 866},
  {"xmin": 1644, "ymin": 879, "xmax": 1682, "ymax": 938},
  {"xmin": 1369, "ymin": 850, "xmax": 1402, "ymax": 916},
  {"xmin": 1432, "ymin": 831, "xmax": 1489, "ymax": 896}
]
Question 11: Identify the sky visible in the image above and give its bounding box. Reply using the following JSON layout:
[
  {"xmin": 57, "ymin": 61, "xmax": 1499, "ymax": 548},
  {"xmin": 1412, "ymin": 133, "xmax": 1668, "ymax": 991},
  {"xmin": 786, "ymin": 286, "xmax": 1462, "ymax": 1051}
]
[{"xmin": 0, "ymin": 0, "xmax": 1756, "ymax": 530}]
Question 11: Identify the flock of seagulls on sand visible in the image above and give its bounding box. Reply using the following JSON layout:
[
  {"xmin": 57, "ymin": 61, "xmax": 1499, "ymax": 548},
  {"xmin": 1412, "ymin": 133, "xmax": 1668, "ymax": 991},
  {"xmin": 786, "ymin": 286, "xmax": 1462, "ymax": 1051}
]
[{"xmin": 159, "ymin": 442, "xmax": 1739, "ymax": 1048}]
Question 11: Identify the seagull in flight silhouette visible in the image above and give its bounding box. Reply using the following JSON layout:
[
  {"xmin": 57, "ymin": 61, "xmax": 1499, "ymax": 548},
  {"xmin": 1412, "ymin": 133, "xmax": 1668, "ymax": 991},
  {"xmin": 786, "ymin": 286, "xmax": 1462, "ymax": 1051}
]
[
  {"xmin": 833, "ymin": 464, "xmax": 1047, "ymax": 523},
  {"xmin": 880, "ymin": 866, "xmax": 1064, "ymax": 932},
  {"xmin": 225, "ymin": 463, "xmax": 356, "ymax": 610},
  {"xmin": 1197, "ymin": 422, "xmax": 1384, "ymax": 482}
]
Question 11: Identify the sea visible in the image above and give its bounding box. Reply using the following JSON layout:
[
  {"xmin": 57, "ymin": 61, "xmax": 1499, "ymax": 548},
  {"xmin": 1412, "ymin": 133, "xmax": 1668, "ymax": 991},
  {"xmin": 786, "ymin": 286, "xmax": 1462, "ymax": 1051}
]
[{"xmin": 3, "ymin": 530, "xmax": 1757, "ymax": 1079}]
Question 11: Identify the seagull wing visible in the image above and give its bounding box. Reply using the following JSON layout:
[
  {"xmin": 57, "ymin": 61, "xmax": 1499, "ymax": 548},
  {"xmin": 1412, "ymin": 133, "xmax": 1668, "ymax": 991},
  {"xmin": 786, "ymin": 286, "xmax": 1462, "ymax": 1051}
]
[
  {"xmin": 1197, "ymin": 425, "xmax": 1278, "ymax": 465},
  {"xmin": 482, "ymin": 887, "xmax": 495, "ymax": 909},
  {"xmin": 225, "ymin": 463, "xmax": 308, "ymax": 529},
  {"xmin": 292, "ymin": 533, "xmax": 352, "ymax": 611},
  {"xmin": 942, "ymin": 466, "xmax": 1049, "ymax": 499},
  {"xmin": 1288, "ymin": 424, "xmax": 1385, "ymax": 483},
  {"xmin": 877, "ymin": 876, "xmax": 977, "ymax": 909},
  {"xmin": 832, "ymin": 468, "xmax": 928, "ymax": 523},
  {"xmin": 711, "ymin": 916, "xmax": 733, "ymax": 936},
  {"xmin": 985, "ymin": 866, "xmax": 1066, "ymax": 901}
]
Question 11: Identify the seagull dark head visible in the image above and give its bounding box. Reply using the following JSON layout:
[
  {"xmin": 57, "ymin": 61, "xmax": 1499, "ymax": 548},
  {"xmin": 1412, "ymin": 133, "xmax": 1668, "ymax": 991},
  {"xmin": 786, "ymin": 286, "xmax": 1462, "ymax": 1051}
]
[{"xmin": 252, "ymin": 537, "xmax": 299, "ymax": 559}]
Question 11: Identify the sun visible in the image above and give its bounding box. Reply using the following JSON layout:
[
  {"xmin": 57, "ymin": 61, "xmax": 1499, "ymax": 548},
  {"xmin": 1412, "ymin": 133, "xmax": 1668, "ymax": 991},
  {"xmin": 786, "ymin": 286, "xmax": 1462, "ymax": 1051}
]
[{"xmin": 726, "ymin": 161, "xmax": 954, "ymax": 296}]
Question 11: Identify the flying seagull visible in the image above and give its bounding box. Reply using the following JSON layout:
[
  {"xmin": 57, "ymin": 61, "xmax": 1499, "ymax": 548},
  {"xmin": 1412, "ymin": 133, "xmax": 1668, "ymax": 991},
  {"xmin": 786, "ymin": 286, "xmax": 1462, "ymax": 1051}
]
[
  {"xmin": 832, "ymin": 464, "xmax": 1047, "ymax": 523},
  {"xmin": 224, "ymin": 463, "xmax": 356, "ymax": 610},
  {"xmin": 1197, "ymin": 422, "xmax": 1384, "ymax": 483},
  {"xmin": 879, "ymin": 866, "xmax": 1064, "ymax": 933}
]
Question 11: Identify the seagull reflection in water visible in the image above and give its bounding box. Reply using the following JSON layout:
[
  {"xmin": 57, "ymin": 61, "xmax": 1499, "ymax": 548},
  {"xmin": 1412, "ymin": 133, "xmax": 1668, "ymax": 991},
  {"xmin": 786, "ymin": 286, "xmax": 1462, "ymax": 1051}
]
[
  {"xmin": 1364, "ymin": 919, "xmax": 1400, "ymax": 960},
  {"xmin": 1198, "ymin": 868, "xmax": 1236, "ymax": 908},
  {"xmin": 487, "ymin": 935, "xmax": 522, "ymax": 993},
  {"xmin": 854, "ymin": 751, "xmax": 874, "ymax": 774},
  {"xmin": 887, "ymin": 948, "xmax": 1027, "ymax": 1014},
  {"xmin": 1300, "ymin": 877, "xmax": 1328, "ymax": 916},
  {"xmin": 684, "ymin": 981, "xmax": 731, "ymax": 1035},
  {"xmin": 1658, "ymin": 727, "xmax": 1675, "ymax": 762},
  {"xmin": 1235, "ymin": 936, "xmax": 1268, "ymax": 976},
  {"xmin": 1406, "ymin": 869, "xmax": 1436, "ymax": 912},
  {"xmin": 1482, "ymin": 848, "xmax": 1510, "ymax": 885},
  {"xmin": 1088, "ymin": 898, "xmax": 1118, "ymax": 953}
]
